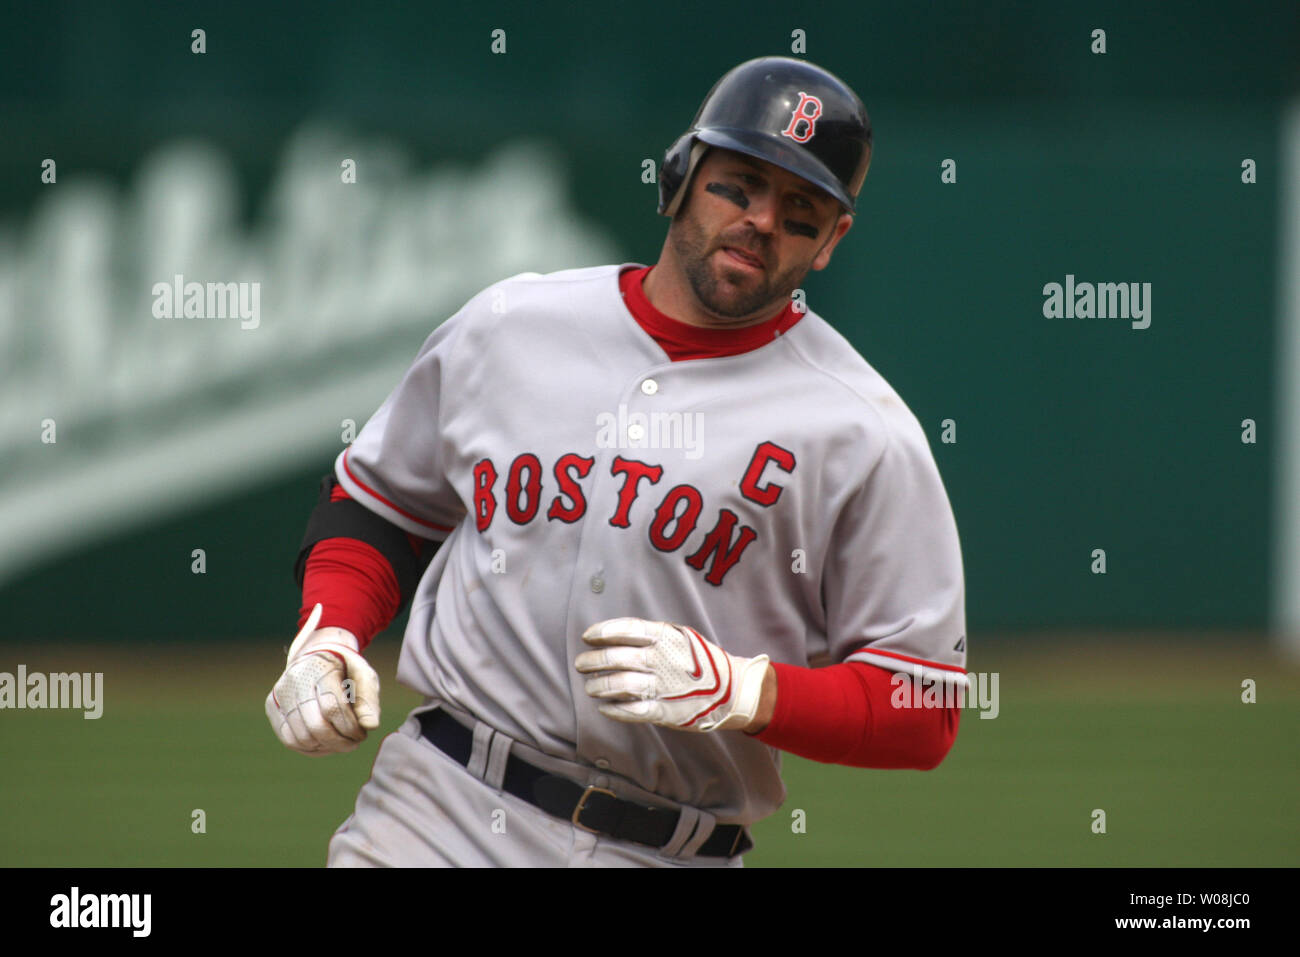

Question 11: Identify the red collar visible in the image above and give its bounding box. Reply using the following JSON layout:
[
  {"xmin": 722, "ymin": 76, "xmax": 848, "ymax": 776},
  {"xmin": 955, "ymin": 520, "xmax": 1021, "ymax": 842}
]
[{"xmin": 619, "ymin": 265, "xmax": 804, "ymax": 361}]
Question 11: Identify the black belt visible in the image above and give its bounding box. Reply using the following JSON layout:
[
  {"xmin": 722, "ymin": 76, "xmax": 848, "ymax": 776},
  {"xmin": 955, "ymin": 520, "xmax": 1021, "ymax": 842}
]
[{"xmin": 417, "ymin": 708, "xmax": 752, "ymax": 859}]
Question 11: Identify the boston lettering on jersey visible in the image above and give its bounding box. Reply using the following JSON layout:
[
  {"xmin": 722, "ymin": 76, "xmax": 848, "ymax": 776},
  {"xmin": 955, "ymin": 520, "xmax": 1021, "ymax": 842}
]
[{"xmin": 471, "ymin": 441, "xmax": 796, "ymax": 586}]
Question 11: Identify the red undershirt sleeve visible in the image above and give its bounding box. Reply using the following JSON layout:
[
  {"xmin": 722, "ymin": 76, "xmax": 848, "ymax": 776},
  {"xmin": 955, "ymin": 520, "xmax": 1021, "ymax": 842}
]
[
  {"xmin": 296, "ymin": 484, "xmax": 428, "ymax": 650},
  {"xmin": 753, "ymin": 660, "xmax": 960, "ymax": 770}
]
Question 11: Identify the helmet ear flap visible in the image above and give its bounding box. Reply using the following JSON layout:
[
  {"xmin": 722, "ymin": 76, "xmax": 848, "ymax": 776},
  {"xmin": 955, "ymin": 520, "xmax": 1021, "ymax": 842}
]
[{"xmin": 658, "ymin": 138, "xmax": 709, "ymax": 218}]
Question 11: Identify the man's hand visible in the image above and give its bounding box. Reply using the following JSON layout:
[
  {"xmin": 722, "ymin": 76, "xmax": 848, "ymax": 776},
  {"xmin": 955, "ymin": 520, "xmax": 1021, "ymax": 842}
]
[
  {"xmin": 265, "ymin": 603, "xmax": 381, "ymax": 755},
  {"xmin": 576, "ymin": 617, "xmax": 771, "ymax": 733}
]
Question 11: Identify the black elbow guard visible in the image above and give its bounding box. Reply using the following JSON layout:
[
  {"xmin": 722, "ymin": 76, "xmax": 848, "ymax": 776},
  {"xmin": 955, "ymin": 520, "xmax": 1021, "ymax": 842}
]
[{"xmin": 294, "ymin": 474, "xmax": 437, "ymax": 607}]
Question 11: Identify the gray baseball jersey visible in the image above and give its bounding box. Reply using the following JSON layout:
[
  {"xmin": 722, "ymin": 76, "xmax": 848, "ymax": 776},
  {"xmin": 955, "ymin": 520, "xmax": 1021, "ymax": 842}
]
[{"xmin": 334, "ymin": 263, "xmax": 966, "ymax": 826}]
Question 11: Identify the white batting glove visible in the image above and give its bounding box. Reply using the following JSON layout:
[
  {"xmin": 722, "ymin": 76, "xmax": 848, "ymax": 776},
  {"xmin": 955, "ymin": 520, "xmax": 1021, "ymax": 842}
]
[
  {"xmin": 576, "ymin": 617, "xmax": 770, "ymax": 732},
  {"xmin": 265, "ymin": 603, "xmax": 381, "ymax": 756}
]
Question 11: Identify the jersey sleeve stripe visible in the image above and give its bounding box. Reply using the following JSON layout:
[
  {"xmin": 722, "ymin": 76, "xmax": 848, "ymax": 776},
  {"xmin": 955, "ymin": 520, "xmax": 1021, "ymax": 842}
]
[
  {"xmin": 846, "ymin": 647, "xmax": 967, "ymax": 674},
  {"xmin": 340, "ymin": 447, "xmax": 456, "ymax": 535}
]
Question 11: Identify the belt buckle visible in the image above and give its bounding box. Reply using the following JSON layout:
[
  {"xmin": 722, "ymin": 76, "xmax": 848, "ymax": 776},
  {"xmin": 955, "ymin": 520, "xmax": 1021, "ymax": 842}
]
[
  {"xmin": 571, "ymin": 785, "xmax": 617, "ymax": 834},
  {"xmin": 728, "ymin": 827, "xmax": 745, "ymax": 858}
]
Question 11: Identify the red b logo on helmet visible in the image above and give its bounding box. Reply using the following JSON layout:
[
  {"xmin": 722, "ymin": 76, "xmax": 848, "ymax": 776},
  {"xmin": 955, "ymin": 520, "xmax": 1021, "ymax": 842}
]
[{"xmin": 780, "ymin": 92, "xmax": 823, "ymax": 143}]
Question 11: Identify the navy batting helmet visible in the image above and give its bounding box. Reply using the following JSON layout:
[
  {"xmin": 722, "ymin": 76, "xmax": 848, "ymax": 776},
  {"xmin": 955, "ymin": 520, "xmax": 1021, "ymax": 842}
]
[{"xmin": 658, "ymin": 56, "xmax": 872, "ymax": 218}]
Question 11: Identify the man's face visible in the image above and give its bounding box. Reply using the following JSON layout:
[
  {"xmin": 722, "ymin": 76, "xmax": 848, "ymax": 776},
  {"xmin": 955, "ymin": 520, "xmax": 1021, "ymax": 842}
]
[{"xmin": 668, "ymin": 147, "xmax": 853, "ymax": 321}]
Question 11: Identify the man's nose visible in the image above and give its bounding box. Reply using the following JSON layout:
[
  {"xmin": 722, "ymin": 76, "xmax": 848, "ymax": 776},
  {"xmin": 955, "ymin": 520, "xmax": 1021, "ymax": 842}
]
[{"xmin": 742, "ymin": 192, "xmax": 779, "ymax": 233}]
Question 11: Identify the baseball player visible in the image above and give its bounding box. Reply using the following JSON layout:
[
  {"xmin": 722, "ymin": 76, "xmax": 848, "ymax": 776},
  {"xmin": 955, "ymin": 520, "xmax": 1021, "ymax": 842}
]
[{"xmin": 266, "ymin": 56, "xmax": 967, "ymax": 867}]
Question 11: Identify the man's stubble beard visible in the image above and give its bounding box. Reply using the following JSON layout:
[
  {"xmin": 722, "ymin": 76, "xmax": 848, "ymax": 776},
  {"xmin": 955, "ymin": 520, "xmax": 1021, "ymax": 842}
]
[{"xmin": 669, "ymin": 200, "xmax": 809, "ymax": 322}]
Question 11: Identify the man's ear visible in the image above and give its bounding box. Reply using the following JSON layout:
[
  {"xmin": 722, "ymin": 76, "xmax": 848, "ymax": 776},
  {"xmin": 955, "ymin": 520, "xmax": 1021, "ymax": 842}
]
[{"xmin": 811, "ymin": 213, "xmax": 853, "ymax": 271}]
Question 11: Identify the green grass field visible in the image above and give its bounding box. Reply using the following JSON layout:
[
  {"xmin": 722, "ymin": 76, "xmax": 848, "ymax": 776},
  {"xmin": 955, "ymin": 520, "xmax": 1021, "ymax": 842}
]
[{"xmin": 1, "ymin": 637, "xmax": 1295, "ymax": 867}]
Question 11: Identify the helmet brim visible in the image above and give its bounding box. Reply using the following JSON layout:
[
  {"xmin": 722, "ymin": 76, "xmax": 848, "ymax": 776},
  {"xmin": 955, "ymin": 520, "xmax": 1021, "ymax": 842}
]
[{"xmin": 695, "ymin": 127, "xmax": 858, "ymax": 215}]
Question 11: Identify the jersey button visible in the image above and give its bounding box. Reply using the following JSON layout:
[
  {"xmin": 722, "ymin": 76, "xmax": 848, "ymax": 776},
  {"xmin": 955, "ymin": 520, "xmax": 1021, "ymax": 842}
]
[
  {"xmin": 627, "ymin": 423, "xmax": 645, "ymax": 441},
  {"xmin": 590, "ymin": 576, "xmax": 605, "ymax": 593},
  {"xmin": 640, "ymin": 379, "xmax": 658, "ymax": 395}
]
